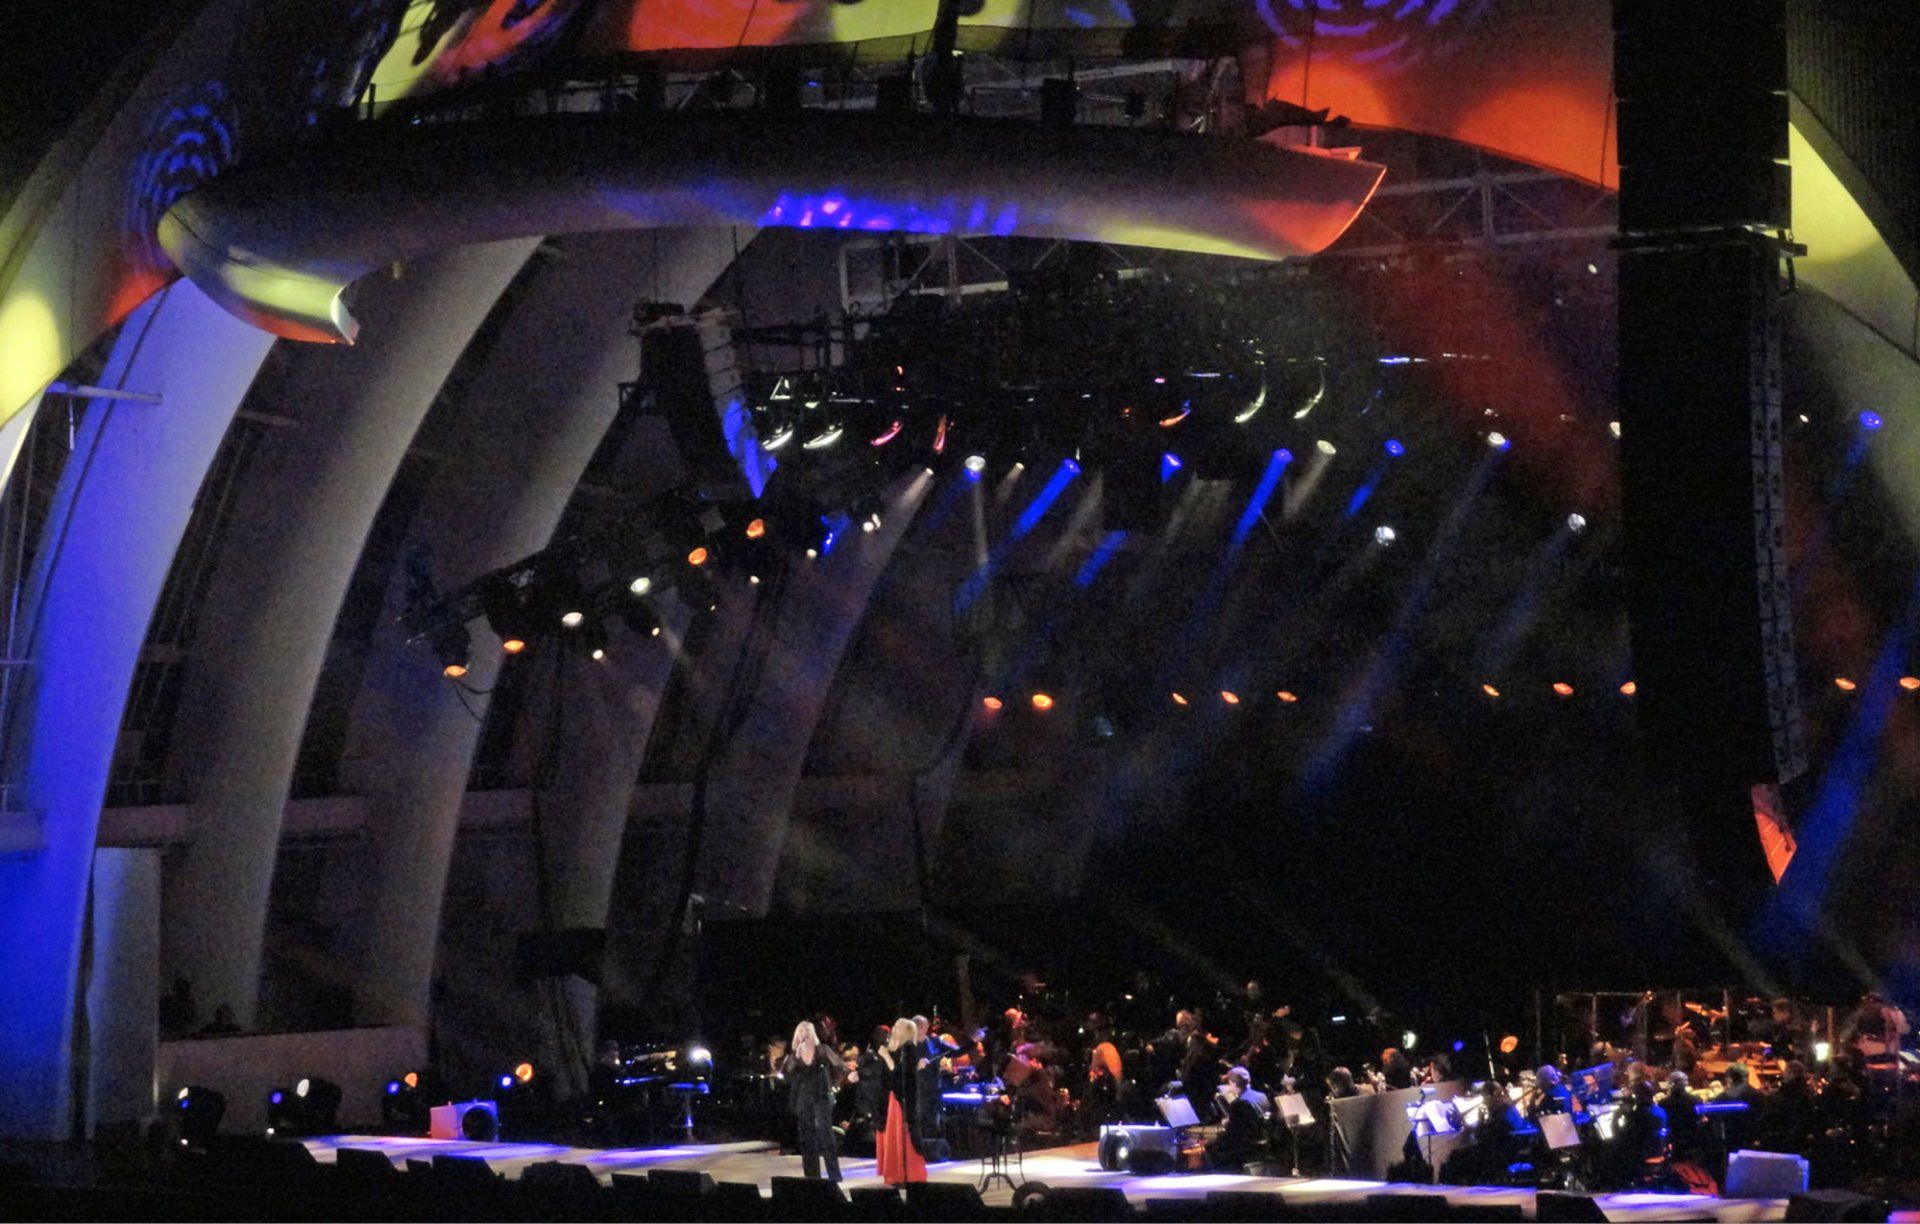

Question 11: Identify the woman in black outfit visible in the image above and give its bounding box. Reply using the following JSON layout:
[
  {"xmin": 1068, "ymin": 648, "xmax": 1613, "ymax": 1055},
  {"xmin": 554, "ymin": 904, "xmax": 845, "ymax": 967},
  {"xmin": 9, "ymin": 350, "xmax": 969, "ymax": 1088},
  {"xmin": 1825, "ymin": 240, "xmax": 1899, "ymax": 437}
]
[{"xmin": 781, "ymin": 1020, "xmax": 846, "ymax": 1181}]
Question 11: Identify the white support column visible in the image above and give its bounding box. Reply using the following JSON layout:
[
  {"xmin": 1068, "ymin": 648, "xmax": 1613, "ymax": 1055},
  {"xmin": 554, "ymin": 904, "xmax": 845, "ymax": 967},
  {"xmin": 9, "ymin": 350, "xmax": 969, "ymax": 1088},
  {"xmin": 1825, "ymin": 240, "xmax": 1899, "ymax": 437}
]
[
  {"xmin": 0, "ymin": 285, "xmax": 273, "ymax": 1138},
  {"xmin": 338, "ymin": 229, "xmax": 745, "ymax": 1030},
  {"xmin": 164, "ymin": 240, "xmax": 541, "ymax": 1029}
]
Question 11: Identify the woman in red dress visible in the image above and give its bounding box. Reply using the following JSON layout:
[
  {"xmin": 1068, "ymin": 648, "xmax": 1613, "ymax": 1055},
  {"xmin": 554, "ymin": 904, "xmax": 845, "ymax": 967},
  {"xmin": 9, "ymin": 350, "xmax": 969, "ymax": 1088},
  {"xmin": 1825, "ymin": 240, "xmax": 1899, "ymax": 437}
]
[{"xmin": 874, "ymin": 1017, "xmax": 928, "ymax": 1185}]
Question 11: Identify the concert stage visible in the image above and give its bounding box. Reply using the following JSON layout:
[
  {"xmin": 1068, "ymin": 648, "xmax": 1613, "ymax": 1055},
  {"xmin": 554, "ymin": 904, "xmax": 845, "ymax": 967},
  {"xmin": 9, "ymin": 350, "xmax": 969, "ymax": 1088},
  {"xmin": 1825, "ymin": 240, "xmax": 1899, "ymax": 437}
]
[{"xmin": 298, "ymin": 1136, "xmax": 1790, "ymax": 1221}]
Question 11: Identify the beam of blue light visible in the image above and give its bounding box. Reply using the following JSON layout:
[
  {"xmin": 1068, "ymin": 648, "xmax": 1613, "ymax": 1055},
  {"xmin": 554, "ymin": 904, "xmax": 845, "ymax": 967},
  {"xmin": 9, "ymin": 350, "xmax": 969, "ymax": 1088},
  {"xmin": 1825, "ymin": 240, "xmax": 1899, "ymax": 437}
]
[
  {"xmin": 1012, "ymin": 460, "xmax": 1079, "ymax": 541},
  {"xmin": 1302, "ymin": 455, "xmax": 1498, "ymax": 796},
  {"xmin": 1075, "ymin": 530, "xmax": 1129, "ymax": 588},
  {"xmin": 1344, "ymin": 458, "xmax": 1389, "ymax": 520},
  {"xmin": 1229, "ymin": 449, "xmax": 1293, "ymax": 556},
  {"xmin": 1161, "ymin": 453, "xmax": 1183, "ymax": 484},
  {"xmin": 956, "ymin": 459, "xmax": 1080, "ymax": 610},
  {"xmin": 1755, "ymin": 581, "xmax": 1920, "ymax": 968}
]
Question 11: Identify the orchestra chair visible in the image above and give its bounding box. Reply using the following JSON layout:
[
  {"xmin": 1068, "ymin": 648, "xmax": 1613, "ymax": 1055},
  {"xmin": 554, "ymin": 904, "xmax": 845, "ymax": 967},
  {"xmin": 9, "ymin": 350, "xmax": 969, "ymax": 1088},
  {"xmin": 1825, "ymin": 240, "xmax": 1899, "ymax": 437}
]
[
  {"xmin": 904, "ymin": 1181, "xmax": 986, "ymax": 1221},
  {"xmin": 770, "ymin": 1173, "xmax": 852, "ymax": 1222}
]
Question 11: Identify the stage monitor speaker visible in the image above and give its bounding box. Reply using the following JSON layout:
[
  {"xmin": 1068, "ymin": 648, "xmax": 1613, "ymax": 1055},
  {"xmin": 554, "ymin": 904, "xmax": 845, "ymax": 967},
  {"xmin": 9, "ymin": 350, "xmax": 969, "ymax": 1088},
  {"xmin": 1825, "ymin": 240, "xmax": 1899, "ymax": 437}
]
[
  {"xmin": 854, "ymin": 1184, "xmax": 908, "ymax": 1218},
  {"xmin": 404, "ymin": 1158, "xmax": 433, "ymax": 1176},
  {"xmin": 1536, "ymin": 1191, "xmax": 1609, "ymax": 1222},
  {"xmin": 520, "ymin": 1159, "xmax": 603, "ymax": 1199},
  {"xmin": 1726, "ymin": 1148, "xmax": 1810, "ymax": 1198},
  {"xmin": 712, "ymin": 1180, "xmax": 769, "ymax": 1217},
  {"xmin": 335, "ymin": 1148, "xmax": 398, "ymax": 1182},
  {"xmin": 1368, "ymin": 1192, "xmax": 1456, "ymax": 1221},
  {"xmin": 431, "ymin": 1154, "xmax": 497, "ymax": 1185},
  {"xmin": 905, "ymin": 1181, "xmax": 985, "ymax": 1220},
  {"xmin": 1784, "ymin": 1190, "xmax": 1890, "ymax": 1222},
  {"xmin": 1023, "ymin": 1184, "xmax": 1135, "ymax": 1221},
  {"xmin": 1618, "ymin": 232, "xmax": 1804, "ymax": 802},
  {"xmin": 1205, "ymin": 1190, "xmax": 1293, "ymax": 1221},
  {"xmin": 770, "ymin": 1175, "xmax": 849, "ymax": 1220},
  {"xmin": 202, "ymin": 1136, "xmax": 320, "ymax": 1185},
  {"xmin": 649, "ymin": 1167, "xmax": 717, "ymax": 1198}
]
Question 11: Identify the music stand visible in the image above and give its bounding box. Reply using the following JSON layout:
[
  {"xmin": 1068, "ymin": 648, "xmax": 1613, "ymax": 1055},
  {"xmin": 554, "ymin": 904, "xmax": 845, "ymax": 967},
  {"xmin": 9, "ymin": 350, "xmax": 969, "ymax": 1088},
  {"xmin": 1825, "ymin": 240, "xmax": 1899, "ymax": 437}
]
[
  {"xmin": 1405, "ymin": 1095, "xmax": 1461, "ymax": 1184},
  {"xmin": 1275, "ymin": 1093, "xmax": 1316, "ymax": 1176}
]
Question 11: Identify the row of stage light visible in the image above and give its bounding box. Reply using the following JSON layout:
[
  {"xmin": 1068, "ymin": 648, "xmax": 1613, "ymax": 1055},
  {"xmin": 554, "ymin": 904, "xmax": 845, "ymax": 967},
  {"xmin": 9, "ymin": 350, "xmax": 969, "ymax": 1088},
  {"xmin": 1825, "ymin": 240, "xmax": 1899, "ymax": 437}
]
[{"xmin": 170, "ymin": 1061, "xmax": 554, "ymax": 1148}]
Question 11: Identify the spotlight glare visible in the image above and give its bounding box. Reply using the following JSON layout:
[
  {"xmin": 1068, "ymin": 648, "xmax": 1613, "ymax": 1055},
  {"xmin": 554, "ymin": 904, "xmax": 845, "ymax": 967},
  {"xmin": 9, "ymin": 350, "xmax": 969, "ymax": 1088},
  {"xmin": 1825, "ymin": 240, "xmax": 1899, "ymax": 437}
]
[
  {"xmin": 591, "ymin": 648, "xmax": 605, "ymax": 661},
  {"xmin": 1835, "ymin": 677, "xmax": 1857, "ymax": 692},
  {"xmin": 1487, "ymin": 431, "xmax": 1510, "ymax": 450},
  {"xmin": 1030, "ymin": 692, "xmax": 1055, "ymax": 712},
  {"xmin": 1620, "ymin": 680, "xmax": 1637, "ymax": 696},
  {"xmin": 502, "ymin": 637, "xmax": 527, "ymax": 655},
  {"xmin": 1608, "ymin": 420, "xmax": 1622, "ymax": 439},
  {"xmin": 1567, "ymin": 513, "xmax": 1587, "ymax": 533},
  {"xmin": 1482, "ymin": 684, "xmax": 1501, "ymax": 699},
  {"xmin": 745, "ymin": 518, "xmax": 767, "ymax": 539},
  {"xmin": 1384, "ymin": 439, "xmax": 1405, "ymax": 457},
  {"xmin": 1374, "ymin": 525, "xmax": 1396, "ymax": 545},
  {"xmin": 1901, "ymin": 676, "xmax": 1920, "ymax": 692},
  {"xmin": 805, "ymin": 548, "xmax": 818, "ymax": 559},
  {"xmin": 687, "ymin": 546, "xmax": 709, "ymax": 567},
  {"xmin": 982, "ymin": 696, "xmax": 1003, "ymax": 711},
  {"xmin": 748, "ymin": 574, "xmax": 761, "ymax": 585},
  {"xmin": 1552, "ymin": 682, "xmax": 1574, "ymax": 697},
  {"xmin": 964, "ymin": 454, "xmax": 988, "ymax": 474},
  {"xmin": 861, "ymin": 517, "xmax": 877, "ymax": 533},
  {"xmin": 1220, "ymin": 691, "xmax": 1240, "ymax": 705},
  {"xmin": 1275, "ymin": 690, "xmax": 1298, "ymax": 704},
  {"xmin": 629, "ymin": 576, "xmax": 653, "ymax": 596},
  {"xmin": 1861, "ymin": 411, "xmax": 1884, "ymax": 431},
  {"xmin": 296, "ymin": 1078, "xmax": 311, "ymax": 1099},
  {"xmin": 1171, "ymin": 692, "xmax": 1189, "ymax": 706},
  {"xmin": 689, "ymin": 1047, "xmax": 712, "ymax": 1065},
  {"xmin": 514, "ymin": 1062, "xmax": 535, "ymax": 1083},
  {"xmin": 443, "ymin": 662, "xmax": 468, "ymax": 679},
  {"xmin": 1315, "ymin": 439, "xmax": 1337, "ymax": 456},
  {"xmin": 802, "ymin": 426, "xmax": 844, "ymax": 450},
  {"xmin": 561, "ymin": 610, "xmax": 584, "ymax": 629}
]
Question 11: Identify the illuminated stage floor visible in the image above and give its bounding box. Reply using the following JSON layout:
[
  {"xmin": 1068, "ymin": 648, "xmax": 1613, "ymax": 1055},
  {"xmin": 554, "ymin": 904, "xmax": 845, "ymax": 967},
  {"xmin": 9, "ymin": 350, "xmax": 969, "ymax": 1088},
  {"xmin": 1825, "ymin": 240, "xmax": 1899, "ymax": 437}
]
[{"xmin": 299, "ymin": 1135, "xmax": 1788, "ymax": 1221}]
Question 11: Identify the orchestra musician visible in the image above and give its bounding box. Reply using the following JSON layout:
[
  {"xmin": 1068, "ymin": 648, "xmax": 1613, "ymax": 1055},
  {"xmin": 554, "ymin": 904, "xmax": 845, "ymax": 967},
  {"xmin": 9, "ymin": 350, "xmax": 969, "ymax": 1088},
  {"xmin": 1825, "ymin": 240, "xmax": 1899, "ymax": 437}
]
[
  {"xmin": 1085, "ymin": 1013, "xmax": 1124, "ymax": 1126},
  {"xmin": 1205, "ymin": 1068, "xmax": 1269, "ymax": 1172},
  {"xmin": 1839, "ymin": 989, "xmax": 1910, "ymax": 1082},
  {"xmin": 1526, "ymin": 1064, "xmax": 1576, "ymax": 1119}
]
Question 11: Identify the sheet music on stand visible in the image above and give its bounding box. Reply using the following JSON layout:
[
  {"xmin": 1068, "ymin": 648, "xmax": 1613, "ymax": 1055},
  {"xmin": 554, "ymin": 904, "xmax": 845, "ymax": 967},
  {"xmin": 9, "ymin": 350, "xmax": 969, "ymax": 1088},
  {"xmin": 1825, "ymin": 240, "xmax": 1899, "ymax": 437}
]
[
  {"xmin": 1540, "ymin": 1112, "xmax": 1582, "ymax": 1150},
  {"xmin": 1155, "ymin": 1096, "xmax": 1201, "ymax": 1129},
  {"xmin": 1277, "ymin": 1093, "xmax": 1315, "ymax": 1128}
]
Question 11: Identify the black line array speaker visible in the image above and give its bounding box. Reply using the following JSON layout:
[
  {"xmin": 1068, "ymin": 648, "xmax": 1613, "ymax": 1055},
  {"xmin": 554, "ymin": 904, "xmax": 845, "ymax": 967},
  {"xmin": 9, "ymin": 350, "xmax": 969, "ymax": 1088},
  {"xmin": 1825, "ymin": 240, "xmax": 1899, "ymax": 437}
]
[
  {"xmin": 1614, "ymin": 0, "xmax": 1805, "ymax": 902},
  {"xmin": 1617, "ymin": 233, "xmax": 1803, "ymax": 793},
  {"xmin": 1614, "ymin": 0, "xmax": 1790, "ymax": 233}
]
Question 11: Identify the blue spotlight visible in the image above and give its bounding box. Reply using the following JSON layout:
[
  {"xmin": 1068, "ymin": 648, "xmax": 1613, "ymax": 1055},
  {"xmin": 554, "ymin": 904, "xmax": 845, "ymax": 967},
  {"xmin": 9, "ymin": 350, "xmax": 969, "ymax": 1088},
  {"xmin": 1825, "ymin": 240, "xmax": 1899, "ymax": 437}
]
[
  {"xmin": 1161, "ymin": 453, "xmax": 1183, "ymax": 483},
  {"xmin": 1861, "ymin": 411, "xmax": 1884, "ymax": 431},
  {"xmin": 499, "ymin": 1074, "xmax": 515, "ymax": 1090},
  {"xmin": 1230, "ymin": 449, "xmax": 1294, "ymax": 554},
  {"xmin": 386, "ymin": 1081, "xmax": 401, "ymax": 1096},
  {"xmin": 1384, "ymin": 438, "xmax": 1405, "ymax": 457}
]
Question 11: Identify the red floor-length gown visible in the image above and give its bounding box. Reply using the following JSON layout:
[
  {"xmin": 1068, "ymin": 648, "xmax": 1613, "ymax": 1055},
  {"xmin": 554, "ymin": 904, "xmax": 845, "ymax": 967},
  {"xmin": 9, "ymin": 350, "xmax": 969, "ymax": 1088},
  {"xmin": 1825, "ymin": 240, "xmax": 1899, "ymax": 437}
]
[{"xmin": 876, "ymin": 1090, "xmax": 927, "ymax": 1185}]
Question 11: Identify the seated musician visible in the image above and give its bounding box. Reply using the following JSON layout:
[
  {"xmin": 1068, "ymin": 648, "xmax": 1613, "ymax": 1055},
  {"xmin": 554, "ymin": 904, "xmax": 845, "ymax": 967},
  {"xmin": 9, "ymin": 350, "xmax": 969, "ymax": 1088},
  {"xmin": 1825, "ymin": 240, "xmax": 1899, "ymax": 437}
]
[
  {"xmin": 1759, "ymin": 998, "xmax": 1805, "ymax": 1065},
  {"xmin": 1660, "ymin": 1071, "xmax": 1703, "ymax": 1161},
  {"xmin": 1840, "ymin": 989, "xmax": 1910, "ymax": 1082},
  {"xmin": 1326, "ymin": 1066, "xmax": 1366, "ymax": 1099},
  {"xmin": 1620, "ymin": 1080, "xmax": 1670, "ymax": 1181},
  {"xmin": 1527, "ymin": 1064, "xmax": 1575, "ymax": 1119},
  {"xmin": 1380, "ymin": 1047, "xmax": 1416, "ymax": 1090},
  {"xmin": 1205, "ymin": 1069, "xmax": 1269, "ymax": 1172},
  {"xmin": 1218, "ymin": 1065, "xmax": 1271, "ymax": 1120}
]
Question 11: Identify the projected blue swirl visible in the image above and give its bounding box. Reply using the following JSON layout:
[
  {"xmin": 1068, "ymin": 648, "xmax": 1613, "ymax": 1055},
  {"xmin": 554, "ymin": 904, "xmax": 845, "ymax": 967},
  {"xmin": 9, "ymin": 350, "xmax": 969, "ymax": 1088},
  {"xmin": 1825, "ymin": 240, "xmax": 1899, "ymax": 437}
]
[
  {"xmin": 1255, "ymin": 0, "xmax": 1495, "ymax": 69},
  {"xmin": 759, "ymin": 192, "xmax": 1020, "ymax": 236},
  {"xmin": 125, "ymin": 81, "xmax": 240, "ymax": 268}
]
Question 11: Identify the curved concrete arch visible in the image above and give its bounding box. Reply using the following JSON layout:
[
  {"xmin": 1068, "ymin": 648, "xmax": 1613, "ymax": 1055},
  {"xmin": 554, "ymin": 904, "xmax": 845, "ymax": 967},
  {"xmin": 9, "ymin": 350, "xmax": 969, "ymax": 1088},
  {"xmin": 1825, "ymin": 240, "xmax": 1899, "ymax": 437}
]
[
  {"xmin": 164, "ymin": 239, "xmax": 542, "ymax": 1028},
  {"xmin": 0, "ymin": 283, "xmax": 276, "ymax": 1138},
  {"xmin": 334, "ymin": 228, "xmax": 747, "ymax": 1030}
]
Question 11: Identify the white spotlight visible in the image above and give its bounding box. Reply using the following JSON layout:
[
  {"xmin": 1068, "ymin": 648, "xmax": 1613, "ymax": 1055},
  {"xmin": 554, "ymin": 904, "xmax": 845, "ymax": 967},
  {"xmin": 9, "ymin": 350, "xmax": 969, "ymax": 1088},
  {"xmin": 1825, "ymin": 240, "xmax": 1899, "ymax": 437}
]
[
  {"xmin": 591, "ymin": 648, "xmax": 605, "ymax": 661},
  {"xmin": 861, "ymin": 518, "xmax": 877, "ymax": 534},
  {"xmin": 1374, "ymin": 525, "xmax": 1397, "ymax": 546},
  {"xmin": 561, "ymin": 610, "xmax": 584, "ymax": 628},
  {"xmin": 629, "ymin": 576, "xmax": 653, "ymax": 596},
  {"xmin": 1608, "ymin": 420, "xmax": 1621, "ymax": 439},
  {"xmin": 965, "ymin": 454, "xmax": 987, "ymax": 474},
  {"xmin": 1567, "ymin": 513, "xmax": 1588, "ymax": 533},
  {"xmin": 1487, "ymin": 431, "xmax": 1509, "ymax": 450},
  {"xmin": 1315, "ymin": 439, "xmax": 1337, "ymax": 456},
  {"xmin": 805, "ymin": 547, "xmax": 818, "ymax": 559}
]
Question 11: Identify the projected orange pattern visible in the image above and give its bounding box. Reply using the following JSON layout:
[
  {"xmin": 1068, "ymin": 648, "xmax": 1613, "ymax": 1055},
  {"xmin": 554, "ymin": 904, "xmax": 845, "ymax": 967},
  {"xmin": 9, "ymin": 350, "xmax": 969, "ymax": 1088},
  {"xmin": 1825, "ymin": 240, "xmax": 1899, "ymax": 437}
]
[{"xmin": 573, "ymin": 0, "xmax": 1616, "ymax": 188}]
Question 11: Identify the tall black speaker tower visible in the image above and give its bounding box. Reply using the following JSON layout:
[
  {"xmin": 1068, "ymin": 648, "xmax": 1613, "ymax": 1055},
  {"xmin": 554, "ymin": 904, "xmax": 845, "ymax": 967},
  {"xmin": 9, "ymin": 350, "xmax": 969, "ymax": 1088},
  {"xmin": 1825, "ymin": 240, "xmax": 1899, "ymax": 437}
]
[{"xmin": 1614, "ymin": 0, "xmax": 1805, "ymax": 907}]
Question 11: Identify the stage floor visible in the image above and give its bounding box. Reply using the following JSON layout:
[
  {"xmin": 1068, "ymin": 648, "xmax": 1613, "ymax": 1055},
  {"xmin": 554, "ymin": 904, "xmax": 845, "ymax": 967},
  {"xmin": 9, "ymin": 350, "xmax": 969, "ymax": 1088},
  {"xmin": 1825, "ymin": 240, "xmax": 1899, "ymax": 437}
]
[{"xmin": 299, "ymin": 1135, "xmax": 1788, "ymax": 1221}]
